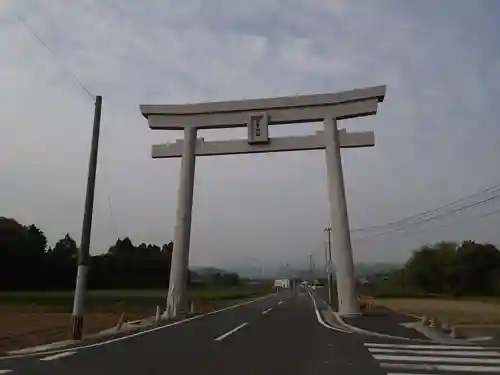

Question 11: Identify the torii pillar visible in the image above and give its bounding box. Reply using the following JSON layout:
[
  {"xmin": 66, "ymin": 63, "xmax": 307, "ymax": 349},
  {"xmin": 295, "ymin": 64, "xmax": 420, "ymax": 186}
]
[{"xmin": 140, "ymin": 85, "xmax": 386, "ymax": 317}]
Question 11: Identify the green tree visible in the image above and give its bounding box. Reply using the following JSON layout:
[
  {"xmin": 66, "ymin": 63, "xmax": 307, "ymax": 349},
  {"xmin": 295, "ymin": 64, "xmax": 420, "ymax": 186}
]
[
  {"xmin": 51, "ymin": 233, "xmax": 78, "ymax": 259},
  {"xmin": 0, "ymin": 218, "xmax": 47, "ymax": 258},
  {"xmin": 25, "ymin": 224, "xmax": 48, "ymax": 256},
  {"xmin": 404, "ymin": 242, "xmax": 457, "ymax": 294},
  {"xmin": 453, "ymin": 241, "xmax": 500, "ymax": 295}
]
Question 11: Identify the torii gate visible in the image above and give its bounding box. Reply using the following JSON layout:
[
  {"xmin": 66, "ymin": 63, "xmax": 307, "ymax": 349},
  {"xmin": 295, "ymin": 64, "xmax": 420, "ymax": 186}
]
[{"xmin": 140, "ymin": 85, "xmax": 386, "ymax": 317}]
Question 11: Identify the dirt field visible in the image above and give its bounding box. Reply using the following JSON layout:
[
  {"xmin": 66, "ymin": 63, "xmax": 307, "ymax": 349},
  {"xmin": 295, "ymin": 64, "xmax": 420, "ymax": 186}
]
[
  {"xmin": 369, "ymin": 297, "xmax": 500, "ymax": 325},
  {"xmin": 0, "ymin": 311, "xmax": 149, "ymax": 353}
]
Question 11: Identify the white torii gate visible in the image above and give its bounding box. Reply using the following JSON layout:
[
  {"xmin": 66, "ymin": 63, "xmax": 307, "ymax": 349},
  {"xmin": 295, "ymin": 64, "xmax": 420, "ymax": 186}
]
[{"xmin": 140, "ymin": 85, "xmax": 386, "ymax": 318}]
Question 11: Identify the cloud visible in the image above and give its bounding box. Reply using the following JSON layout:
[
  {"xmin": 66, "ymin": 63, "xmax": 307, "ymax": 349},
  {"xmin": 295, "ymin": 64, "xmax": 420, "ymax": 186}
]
[{"xmin": 1, "ymin": 0, "xmax": 499, "ymax": 269}]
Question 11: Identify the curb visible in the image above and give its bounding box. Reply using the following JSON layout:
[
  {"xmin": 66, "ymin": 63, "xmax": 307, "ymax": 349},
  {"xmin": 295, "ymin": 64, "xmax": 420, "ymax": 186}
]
[
  {"xmin": 307, "ymin": 292, "xmax": 352, "ymax": 334},
  {"xmin": 362, "ymin": 296, "xmax": 499, "ymax": 345},
  {"xmin": 317, "ymin": 294, "xmax": 431, "ymax": 342},
  {"xmin": 7, "ymin": 340, "xmax": 78, "ymax": 355},
  {"xmin": 332, "ymin": 310, "xmax": 427, "ymax": 341}
]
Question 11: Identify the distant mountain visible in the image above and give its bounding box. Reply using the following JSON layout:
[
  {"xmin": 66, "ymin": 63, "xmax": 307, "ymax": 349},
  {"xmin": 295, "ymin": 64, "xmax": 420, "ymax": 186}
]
[
  {"xmin": 355, "ymin": 262, "xmax": 403, "ymax": 276},
  {"xmin": 189, "ymin": 266, "xmax": 229, "ymax": 276},
  {"xmin": 214, "ymin": 262, "xmax": 403, "ymax": 280}
]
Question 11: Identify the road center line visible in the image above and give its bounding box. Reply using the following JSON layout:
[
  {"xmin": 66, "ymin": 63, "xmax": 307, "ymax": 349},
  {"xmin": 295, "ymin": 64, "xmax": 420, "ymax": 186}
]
[
  {"xmin": 214, "ymin": 323, "xmax": 248, "ymax": 342},
  {"xmin": 277, "ymin": 300, "xmax": 284, "ymax": 305},
  {"xmin": 262, "ymin": 308, "xmax": 273, "ymax": 315},
  {"xmin": 39, "ymin": 351, "xmax": 76, "ymax": 361}
]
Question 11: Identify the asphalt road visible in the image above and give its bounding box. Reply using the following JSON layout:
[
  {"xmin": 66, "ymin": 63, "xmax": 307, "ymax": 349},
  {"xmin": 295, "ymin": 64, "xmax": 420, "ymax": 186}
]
[{"xmin": 0, "ymin": 291, "xmax": 383, "ymax": 375}]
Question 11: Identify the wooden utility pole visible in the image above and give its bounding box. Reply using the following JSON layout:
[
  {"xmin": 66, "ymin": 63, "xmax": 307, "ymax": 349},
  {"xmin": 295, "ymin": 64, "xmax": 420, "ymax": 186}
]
[{"xmin": 71, "ymin": 95, "xmax": 102, "ymax": 340}]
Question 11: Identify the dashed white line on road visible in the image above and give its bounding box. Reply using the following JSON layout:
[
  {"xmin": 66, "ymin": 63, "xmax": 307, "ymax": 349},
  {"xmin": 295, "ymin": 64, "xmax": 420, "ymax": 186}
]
[
  {"xmin": 0, "ymin": 293, "xmax": 274, "ymax": 361},
  {"xmin": 0, "ymin": 369, "xmax": 12, "ymax": 374},
  {"xmin": 262, "ymin": 308, "xmax": 273, "ymax": 315},
  {"xmin": 214, "ymin": 323, "xmax": 249, "ymax": 342},
  {"xmin": 39, "ymin": 351, "xmax": 76, "ymax": 361},
  {"xmin": 277, "ymin": 300, "xmax": 284, "ymax": 305}
]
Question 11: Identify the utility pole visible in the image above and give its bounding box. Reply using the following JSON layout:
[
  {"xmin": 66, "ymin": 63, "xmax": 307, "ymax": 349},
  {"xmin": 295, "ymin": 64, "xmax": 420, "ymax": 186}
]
[
  {"xmin": 324, "ymin": 227, "xmax": 334, "ymax": 306},
  {"xmin": 71, "ymin": 95, "xmax": 102, "ymax": 340}
]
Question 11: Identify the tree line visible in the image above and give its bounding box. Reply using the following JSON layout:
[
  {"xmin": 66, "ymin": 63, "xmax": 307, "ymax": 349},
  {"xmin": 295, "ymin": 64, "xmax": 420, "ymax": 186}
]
[
  {"xmin": 0, "ymin": 217, "xmax": 240, "ymax": 291},
  {"xmin": 364, "ymin": 240, "xmax": 500, "ymax": 297}
]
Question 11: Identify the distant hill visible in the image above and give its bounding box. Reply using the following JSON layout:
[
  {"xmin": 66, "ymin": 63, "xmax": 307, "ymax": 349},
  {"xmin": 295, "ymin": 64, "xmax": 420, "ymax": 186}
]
[
  {"xmin": 189, "ymin": 266, "xmax": 230, "ymax": 277},
  {"xmin": 214, "ymin": 262, "xmax": 403, "ymax": 279},
  {"xmin": 355, "ymin": 262, "xmax": 403, "ymax": 276}
]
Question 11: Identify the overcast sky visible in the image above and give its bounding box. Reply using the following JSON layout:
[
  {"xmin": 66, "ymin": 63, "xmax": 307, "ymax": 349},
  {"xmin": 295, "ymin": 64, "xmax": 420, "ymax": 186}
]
[{"xmin": 1, "ymin": 0, "xmax": 500, "ymax": 271}]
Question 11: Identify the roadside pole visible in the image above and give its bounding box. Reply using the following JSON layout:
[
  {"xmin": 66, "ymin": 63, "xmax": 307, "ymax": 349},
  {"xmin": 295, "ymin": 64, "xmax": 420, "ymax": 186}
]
[
  {"xmin": 325, "ymin": 228, "xmax": 334, "ymax": 306},
  {"xmin": 71, "ymin": 95, "xmax": 102, "ymax": 340},
  {"xmin": 324, "ymin": 240, "xmax": 332, "ymax": 306}
]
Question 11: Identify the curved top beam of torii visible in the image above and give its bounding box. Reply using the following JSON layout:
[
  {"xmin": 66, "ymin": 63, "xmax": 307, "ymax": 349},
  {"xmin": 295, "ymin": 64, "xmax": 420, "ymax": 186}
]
[{"xmin": 139, "ymin": 85, "xmax": 386, "ymax": 130}]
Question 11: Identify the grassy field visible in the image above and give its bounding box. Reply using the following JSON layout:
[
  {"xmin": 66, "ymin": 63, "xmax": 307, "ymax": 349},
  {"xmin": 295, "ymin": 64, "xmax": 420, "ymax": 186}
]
[
  {"xmin": 0, "ymin": 286, "xmax": 267, "ymax": 312},
  {"xmin": 366, "ymin": 296, "xmax": 500, "ymax": 325}
]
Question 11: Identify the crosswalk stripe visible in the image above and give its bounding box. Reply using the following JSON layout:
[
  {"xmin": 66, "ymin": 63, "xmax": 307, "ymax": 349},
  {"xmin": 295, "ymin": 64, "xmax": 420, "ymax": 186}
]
[
  {"xmin": 381, "ymin": 362, "xmax": 500, "ymax": 373},
  {"xmin": 373, "ymin": 354, "xmax": 500, "ymax": 364},
  {"xmin": 365, "ymin": 342, "xmax": 490, "ymax": 350},
  {"xmin": 368, "ymin": 348, "xmax": 500, "ymax": 356},
  {"xmin": 365, "ymin": 341, "xmax": 500, "ymax": 373}
]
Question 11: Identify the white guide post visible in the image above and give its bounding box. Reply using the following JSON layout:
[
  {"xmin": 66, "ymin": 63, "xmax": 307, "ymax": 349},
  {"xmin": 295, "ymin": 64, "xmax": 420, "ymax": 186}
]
[
  {"xmin": 166, "ymin": 126, "xmax": 197, "ymax": 317},
  {"xmin": 324, "ymin": 118, "xmax": 359, "ymax": 316}
]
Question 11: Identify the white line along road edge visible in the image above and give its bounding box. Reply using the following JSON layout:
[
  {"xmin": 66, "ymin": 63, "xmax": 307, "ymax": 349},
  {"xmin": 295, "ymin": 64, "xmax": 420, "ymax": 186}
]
[
  {"xmin": 308, "ymin": 292, "xmax": 352, "ymax": 334},
  {"xmin": 214, "ymin": 323, "xmax": 249, "ymax": 342},
  {"xmin": 0, "ymin": 293, "xmax": 275, "ymax": 360},
  {"xmin": 39, "ymin": 351, "xmax": 76, "ymax": 361}
]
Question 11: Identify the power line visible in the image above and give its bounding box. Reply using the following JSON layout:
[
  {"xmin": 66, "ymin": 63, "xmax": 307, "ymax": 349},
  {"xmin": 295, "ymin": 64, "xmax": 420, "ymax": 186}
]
[
  {"xmin": 354, "ymin": 204, "xmax": 500, "ymax": 244},
  {"xmin": 353, "ymin": 193, "xmax": 500, "ymax": 242},
  {"xmin": 15, "ymin": 12, "xmax": 95, "ymax": 102},
  {"xmin": 350, "ymin": 182, "xmax": 500, "ymax": 233}
]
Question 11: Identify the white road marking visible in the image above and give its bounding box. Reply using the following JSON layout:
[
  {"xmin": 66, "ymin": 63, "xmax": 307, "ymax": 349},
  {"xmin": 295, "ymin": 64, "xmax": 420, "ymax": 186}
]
[
  {"xmin": 277, "ymin": 300, "xmax": 284, "ymax": 305},
  {"xmin": 214, "ymin": 323, "xmax": 248, "ymax": 342},
  {"xmin": 373, "ymin": 354, "xmax": 500, "ymax": 364},
  {"xmin": 0, "ymin": 370, "xmax": 12, "ymax": 374},
  {"xmin": 368, "ymin": 348, "xmax": 500, "ymax": 357},
  {"xmin": 365, "ymin": 342, "xmax": 490, "ymax": 350},
  {"xmin": 262, "ymin": 308, "xmax": 273, "ymax": 315},
  {"xmin": 39, "ymin": 351, "xmax": 76, "ymax": 361},
  {"xmin": 366, "ymin": 341, "xmax": 500, "ymax": 373},
  {"xmin": 382, "ymin": 362, "xmax": 500, "ymax": 373},
  {"xmin": 308, "ymin": 291, "xmax": 352, "ymax": 333},
  {"xmin": 0, "ymin": 293, "xmax": 274, "ymax": 360}
]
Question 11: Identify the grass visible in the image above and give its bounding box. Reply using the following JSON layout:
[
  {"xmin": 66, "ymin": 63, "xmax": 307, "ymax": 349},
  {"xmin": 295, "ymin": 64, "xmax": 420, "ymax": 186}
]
[
  {"xmin": 367, "ymin": 297, "xmax": 500, "ymax": 325},
  {"xmin": 0, "ymin": 285, "xmax": 268, "ymax": 312}
]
